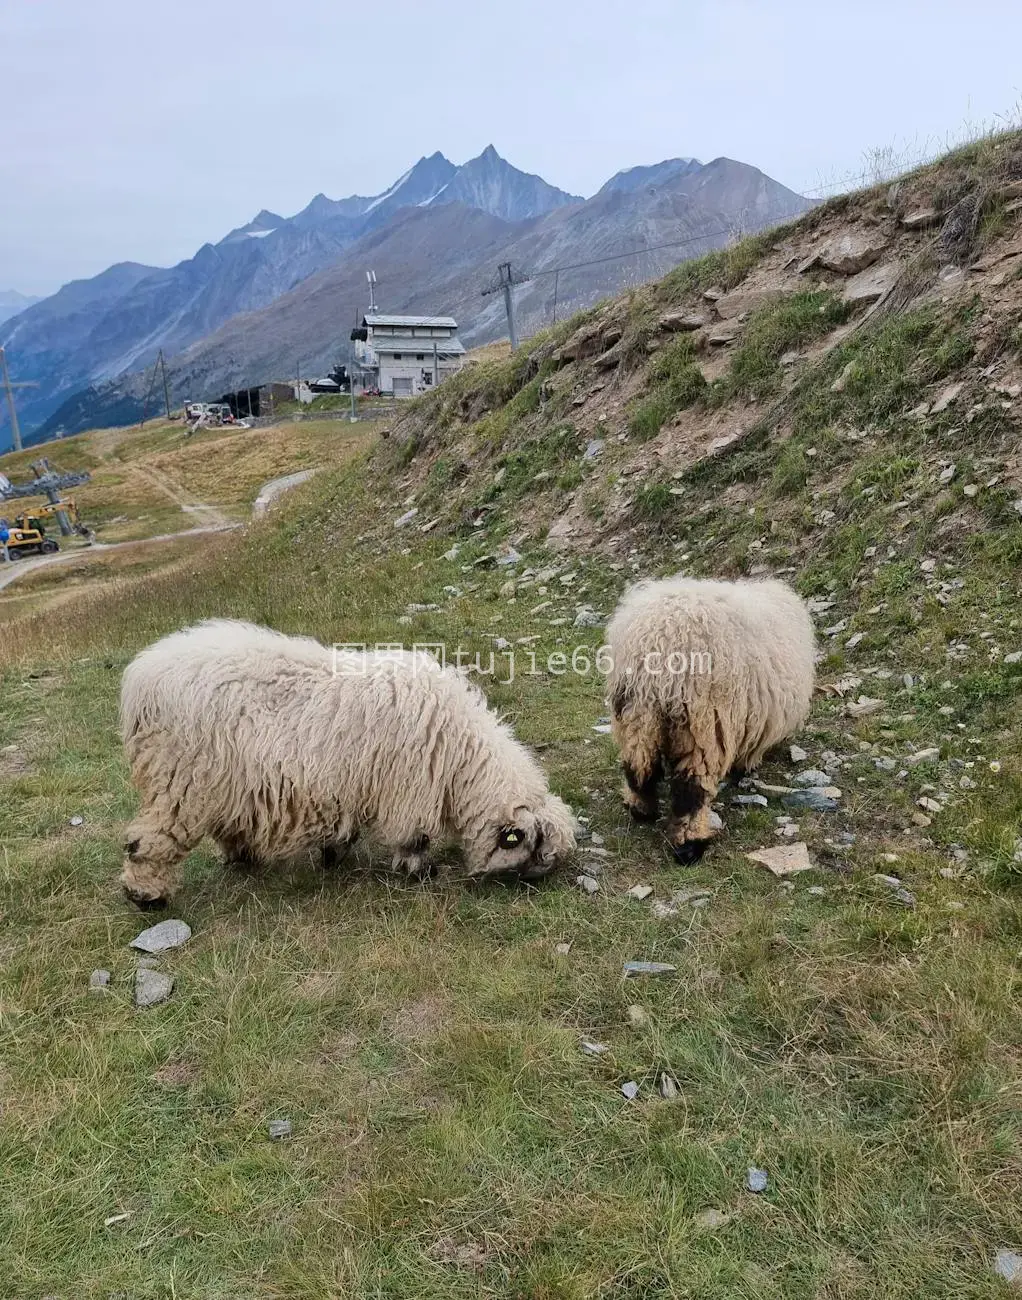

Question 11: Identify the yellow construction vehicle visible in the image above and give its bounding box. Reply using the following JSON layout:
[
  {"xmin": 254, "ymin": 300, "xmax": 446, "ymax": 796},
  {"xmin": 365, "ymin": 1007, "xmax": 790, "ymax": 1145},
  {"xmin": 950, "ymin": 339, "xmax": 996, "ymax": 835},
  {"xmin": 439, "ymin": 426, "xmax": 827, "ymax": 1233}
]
[
  {"xmin": 3, "ymin": 521, "xmax": 59, "ymax": 559},
  {"xmin": 14, "ymin": 498, "xmax": 86, "ymax": 534}
]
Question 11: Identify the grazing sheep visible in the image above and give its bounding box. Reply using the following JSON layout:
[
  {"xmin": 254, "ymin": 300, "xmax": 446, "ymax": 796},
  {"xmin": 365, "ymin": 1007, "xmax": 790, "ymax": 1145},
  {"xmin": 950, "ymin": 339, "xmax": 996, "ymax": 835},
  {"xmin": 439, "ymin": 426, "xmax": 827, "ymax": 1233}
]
[
  {"xmin": 604, "ymin": 576, "xmax": 815, "ymax": 862},
  {"xmin": 119, "ymin": 620, "xmax": 576, "ymax": 907}
]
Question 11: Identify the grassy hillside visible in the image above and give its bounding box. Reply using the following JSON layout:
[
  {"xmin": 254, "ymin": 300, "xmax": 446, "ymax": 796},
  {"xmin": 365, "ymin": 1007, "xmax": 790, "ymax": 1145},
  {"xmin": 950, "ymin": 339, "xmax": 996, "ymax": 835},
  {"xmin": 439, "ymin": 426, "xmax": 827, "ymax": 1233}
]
[{"xmin": 3, "ymin": 135, "xmax": 1022, "ymax": 1298}]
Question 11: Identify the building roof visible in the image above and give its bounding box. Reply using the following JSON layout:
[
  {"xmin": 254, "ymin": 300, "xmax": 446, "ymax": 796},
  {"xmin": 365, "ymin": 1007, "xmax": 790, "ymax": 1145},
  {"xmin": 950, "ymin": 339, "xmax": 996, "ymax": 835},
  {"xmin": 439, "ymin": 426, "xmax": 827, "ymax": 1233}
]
[
  {"xmin": 375, "ymin": 339, "xmax": 466, "ymax": 356},
  {"xmin": 363, "ymin": 313, "xmax": 458, "ymax": 329}
]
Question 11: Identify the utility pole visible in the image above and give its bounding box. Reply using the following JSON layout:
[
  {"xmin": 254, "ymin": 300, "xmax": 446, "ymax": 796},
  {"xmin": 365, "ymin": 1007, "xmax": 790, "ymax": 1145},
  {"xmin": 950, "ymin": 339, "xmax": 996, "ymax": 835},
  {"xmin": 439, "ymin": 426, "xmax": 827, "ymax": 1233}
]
[
  {"xmin": 481, "ymin": 261, "xmax": 531, "ymax": 352},
  {"xmin": 432, "ymin": 339, "xmax": 439, "ymax": 388},
  {"xmin": 160, "ymin": 350, "xmax": 172, "ymax": 420},
  {"xmin": 139, "ymin": 349, "xmax": 171, "ymax": 428},
  {"xmin": 0, "ymin": 346, "xmax": 36, "ymax": 452}
]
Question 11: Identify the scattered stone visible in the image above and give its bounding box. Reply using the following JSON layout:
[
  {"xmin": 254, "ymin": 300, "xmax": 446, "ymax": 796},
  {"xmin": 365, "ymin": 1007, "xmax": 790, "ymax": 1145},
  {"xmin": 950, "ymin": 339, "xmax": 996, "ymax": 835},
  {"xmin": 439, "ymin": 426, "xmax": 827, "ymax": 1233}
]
[
  {"xmin": 393, "ymin": 508, "xmax": 418, "ymax": 528},
  {"xmin": 747, "ymin": 841, "xmax": 814, "ymax": 877},
  {"xmin": 496, "ymin": 546, "xmax": 521, "ymax": 567},
  {"xmin": 843, "ymin": 261, "xmax": 900, "ymax": 307},
  {"xmin": 104, "ymin": 1212, "xmax": 131, "ymax": 1227},
  {"xmin": 694, "ymin": 1208, "xmax": 730, "ymax": 1230},
  {"xmin": 906, "ymin": 747, "xmax": 940, "ymax": 766},
  {"xmin": 917, "ymin": 796, "xmax": 943, "ymax": 813},
  {"xmin": 134, "ymin": 968, "xmax": 174, "ymax": 1009},
  {"xmin": 659, "ymin": 311, "xmax": 706, "ymax": 332},
  {"xmin": 625, "ymin": 1004, "xmax": 648, "ymax": 1028},
  {"xmin": 911, "ymin": 812, "xmax": 932, "ymax": 828},
  {"xmin": 1005, "ymin": 651, "xmax": 1022, "ymax": 665},
  {"xmin": 831, "ymin": 360, "xmax": 857, "ymax": 392},
  {"xmin": 583, "ymin": 439, "xmax": 605, "ymax": 461},
  {"xmin": 993, "ymin": 1250, "xmax": 1022, "ymax": 1285},
  {"xmin": 845, "ymin": 632, "xmax": 865, "ymax": 650},
  {"xmin": 895, "ymin": 887, "xmax": 917, "ymax": 908},
  {"xmin": 658, "ymin": 1073, "xmax": 680, "ymax": 1101},
  {"xmin": 938, "ymin": 463, "xmax": 956, "ymax": 485},
  {"xmin": 707, "ymin": 319, "xmax": 743, "ymax": 345},
  {"xmin": 573, "ymin": 605, "xmax": 603, "ymax": 629},
  {"xmin": 473, "ymin": 554, "xmax": 497, "ymax": 569},
  {"xmin": 130, "ymin": 919, "xmax": 192, "ymax": 953},
  {"xmin": 592, "ymin": 723, "xmax": 612, "ymax": 734},
  {"xmin": 554, "ymin": 942, "xmax": 572, "ymax": 956},
  {"xmin": 746, "ymin": 1167, "xmax": 769, "ymax": 1194},
  {"xmin": 443, "ymin": 545, "xmax": 460, "ymax": 562},
  {"xmin": 874, "ymin": 757, "xmax": 897, "ymax": 772},
  {"xmin": 69, "ymin": 815, "xmax": 84, "ymax": 827},
  {"xmin": 782, "ymin": 790, "xmax": 840, "ymax": 811},
  {"xmin": 874, "ymin": 874, "xmax": 902, "ymax": 889},
  {"xmin": 623, "ymin": 961, "xmax": 676, "ymax": 978},
  {"xmin": 930, "ymin": 381, "xmax": 964, "ymax": 414},
  {"xmin": 846, "ymin": 696, "xmax": 885, "ymax": 718},
  {"xmin": 794, "ymin": 769, "xmax": 831, "ymax": 787},
  {"xmin": 790, "ymin": 745, "xmax": 808, "ymax": 763},
  {"xmin": 818, "ymin": 231, "xmax": 889, "ymax": 275},
  {"xmin": 268, "ymin": 1118, "xmax": 292, "ymax": 1140},
  {"xmin": 708, "ymin": 809, "xmax": 724, "ymax": 832},
  {"xmin": 576, "ymin": 875, "xmax": 600, "ymax": 895},
  {"xmin": 807, "ymin": 885, "xmax": 826, "ymax": 897},
  {"xmin": 901, "ymin": 207, "xmax": 940, "ymax": 230},
  {"xmin": 89, "ymin": 969, "xmax": 111, "ymax": 990},
  {"xmin": 625, "ymin": 884, "xmax": 654, "ymax": 901},
  {"xmin": 581, "ymin": 1040, "xmax": 609, "ymax": 1057},
  {"xmin": 621, "ymin": 1080, "xmax": 640, "ymax": 1100},
  {"xmin": 732, "ymin": 793, "xmax": 769, "ymax": 807}
]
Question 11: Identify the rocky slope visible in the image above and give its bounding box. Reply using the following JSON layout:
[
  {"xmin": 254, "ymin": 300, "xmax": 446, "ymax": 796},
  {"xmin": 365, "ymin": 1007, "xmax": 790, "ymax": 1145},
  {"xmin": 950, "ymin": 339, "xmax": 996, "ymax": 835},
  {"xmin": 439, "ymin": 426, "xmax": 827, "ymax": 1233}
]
[{"xmin": 34, "ymin": 159, "xmax": 808, "ymax": 441}]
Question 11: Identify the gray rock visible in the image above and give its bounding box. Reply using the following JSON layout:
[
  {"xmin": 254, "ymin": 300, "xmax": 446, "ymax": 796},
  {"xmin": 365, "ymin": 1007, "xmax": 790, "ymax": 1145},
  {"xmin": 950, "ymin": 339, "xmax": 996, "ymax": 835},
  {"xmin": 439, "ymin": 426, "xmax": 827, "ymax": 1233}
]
[
  {"xmin": 732, "ymin": 793, "xmax": 769, "ymax": 807},
  {"xmin": 624, "ymin": 884, "xmax": 654, "ymax": 901},
  {"xmin": 895, "ymin": 888, "xmax": 917, "ymax": 908},
  {"xmin": 901, "ymin": 207, "xmax": 940, "ymax": 230},
  {"xmin": 576, "ymin": 875, "xmax": 600, "ymax": 895},
  {"xmin": 581, "ymin": 1040, "xmax": 609, "ymax": 1057},
  {"xmin": 268, "ymin": 1118, "xmax": 292, "ymax": 1140},
  {"xmin": 393, "ymin": 508, "xmax": 418, "ymax": 528},
  {"xmin": 554, "ymin": 941, "xmax": 572, "ymax": 956},
  {"xmin": 658, "ymin": 1073, "xmax": 680, "ymax": 1100},
  {"xmin": 130, "ymin": 919, "xmax": 192, "ymax": 953},
  {"xmin": 782, "ymin": 790, "xmax": 840, "ymax": 811},
  {"xmin": 874, "ymin": 874, "xmax": 902, "ymax": 888},
  {"xmin": 583, "ymin": 439, "xmax": 605, "ymax": 461},
  {"xmin": 994, "ymin": 1250, "xmax": 1022, "ymax": 1285},
  {"xmin": 818, "ymin": 230, "xmax": 889, "ymax": 275},
  {"xmin": 89, "ymin": 969, "xmax": 111, "ymax": 990},
  {"xmin": 794, "ymin": 769, "xmax": 831, "ymax": 787},
  {"xmin": 69, "ymin": 815, "xmax": 84, "ymax": 827},
  {"xmin": 789, "ymin": 745, "xmax": 808, "ymax": 763},
  {"xmin": 623, "ymin": 961, "xmax": 677, "ymax": 977},
  {"xmin": 746, "ymin": 1166, "xmax": 769, "ymax": 1194},
  {"xmin": 573, "ymin": 605, "xmax": 603, "ymax": 629},
  {"xmin": 906, "ymin": 746, "xmax": 940, "ymax": 766},
  {"xmin": 134, "ymin": 968, "xmax": 174, "ymax": 1009},
  {"xmin": 621, "ymin": 1080, "xmax": 640, "ymax": 1100},
  {"xmin": 496, "ymin": 547, "xmax": 521, "ymax": 567},
  {"xmin": 660, "ymin": 311, "xmax": 706, "ymax": 332}
]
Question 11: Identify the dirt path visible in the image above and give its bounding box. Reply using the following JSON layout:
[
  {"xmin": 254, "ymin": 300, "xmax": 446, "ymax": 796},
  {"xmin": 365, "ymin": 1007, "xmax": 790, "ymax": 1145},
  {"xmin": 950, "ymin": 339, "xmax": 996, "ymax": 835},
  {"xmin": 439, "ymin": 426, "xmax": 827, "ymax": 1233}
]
[
  {"xmin": 0, "ymin": 523, "xmax": 239, "ymax": 593},
  {"xmin": 252, "ymin": 469, "xmax": 317, "ymax": 516},
  {"xmin": 0, "ymin": 466, "xmax": 318, "ymax": 594}
]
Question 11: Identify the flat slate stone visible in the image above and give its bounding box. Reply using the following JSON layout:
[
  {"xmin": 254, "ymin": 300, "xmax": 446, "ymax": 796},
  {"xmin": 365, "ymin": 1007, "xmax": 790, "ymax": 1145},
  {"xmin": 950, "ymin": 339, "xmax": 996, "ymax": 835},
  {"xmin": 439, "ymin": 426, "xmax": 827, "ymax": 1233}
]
[
  {"xmin": 623, "ymin": 961, "xmax": 677, "ymax": 977},
  {"xmin": 130, "ymin": 919, "xmax": 192, "ymax": 953}
]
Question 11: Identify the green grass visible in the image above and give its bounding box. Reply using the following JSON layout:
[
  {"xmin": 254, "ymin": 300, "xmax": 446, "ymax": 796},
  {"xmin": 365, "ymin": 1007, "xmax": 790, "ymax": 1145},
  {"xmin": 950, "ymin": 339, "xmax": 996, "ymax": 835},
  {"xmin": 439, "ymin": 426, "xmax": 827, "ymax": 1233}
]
[{"xmin": 5, "ymin": 141, "xmax": 1022, "ymax": 1296}]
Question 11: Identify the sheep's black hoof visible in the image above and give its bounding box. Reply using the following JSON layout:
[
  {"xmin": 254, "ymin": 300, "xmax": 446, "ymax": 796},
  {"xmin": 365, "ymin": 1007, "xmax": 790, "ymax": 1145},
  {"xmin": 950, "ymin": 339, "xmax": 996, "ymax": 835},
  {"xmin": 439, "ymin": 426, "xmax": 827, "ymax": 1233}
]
[
  {"xmin": 627, "ymin": 803, "xmax": 658, "ymax": 825},
  {"xmin": 671, "ymin": 838, "xmax": 712, "ymax": 866},
  {"xmin": 322, "ymin": 834, "xmax": 359, "ymax": 870},
  {"xmin": 124, "ymin": 888, "xmax": 169, "ymax": 911}
]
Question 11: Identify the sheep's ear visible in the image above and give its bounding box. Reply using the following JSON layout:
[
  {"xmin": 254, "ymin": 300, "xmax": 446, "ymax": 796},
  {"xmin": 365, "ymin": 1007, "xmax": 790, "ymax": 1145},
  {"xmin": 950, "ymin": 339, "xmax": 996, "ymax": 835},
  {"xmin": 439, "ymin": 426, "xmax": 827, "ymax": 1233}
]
[{"xmin": 497, "ymin": 826, "xmax": 524, "ymax": 850}]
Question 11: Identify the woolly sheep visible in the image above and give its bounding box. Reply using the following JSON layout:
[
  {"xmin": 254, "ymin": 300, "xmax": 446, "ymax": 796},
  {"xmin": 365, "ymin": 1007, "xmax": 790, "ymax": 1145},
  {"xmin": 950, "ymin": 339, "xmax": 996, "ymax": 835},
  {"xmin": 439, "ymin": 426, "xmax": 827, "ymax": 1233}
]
[
  {"xmin": 119, "ymin": 619, "xmax": 576, "ymax": 906},
  {"xmin": 604, "ymin": 576, "xmax": 815, "ymax": 862}
]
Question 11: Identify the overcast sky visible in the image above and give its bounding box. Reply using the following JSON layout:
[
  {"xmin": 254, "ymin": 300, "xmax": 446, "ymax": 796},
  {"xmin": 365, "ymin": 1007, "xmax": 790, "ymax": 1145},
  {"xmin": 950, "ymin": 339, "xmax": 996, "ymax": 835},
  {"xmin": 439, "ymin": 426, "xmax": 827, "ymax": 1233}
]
[{"xmin": 3, "ymin": 0, "xmax": 1021, "ymax": 296}]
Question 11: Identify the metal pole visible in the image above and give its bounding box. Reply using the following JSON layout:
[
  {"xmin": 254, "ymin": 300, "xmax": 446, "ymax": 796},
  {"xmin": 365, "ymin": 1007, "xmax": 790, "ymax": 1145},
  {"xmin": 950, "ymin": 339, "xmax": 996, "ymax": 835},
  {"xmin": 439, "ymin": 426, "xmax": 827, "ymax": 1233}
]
[
  {"xmin": 0, "ymin": 348, "xmax": 23, "ymax": 452},
  {"xmin": 433, "ymin": 339, "xmax": 439, "ymax": 387},
  {"xmin": 503, "ymin": 279, "xmax": 519, "ymax": 351}
]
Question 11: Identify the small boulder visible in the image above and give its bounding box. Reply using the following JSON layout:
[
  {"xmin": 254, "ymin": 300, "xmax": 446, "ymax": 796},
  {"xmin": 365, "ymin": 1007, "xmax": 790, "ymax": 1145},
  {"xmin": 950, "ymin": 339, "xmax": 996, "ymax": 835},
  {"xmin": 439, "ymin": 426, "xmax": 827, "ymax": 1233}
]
[
  {"xmin": 130, "ymin": 919, "xmax": 192, "ymax": 954},
  {"xmin": 818, "ymin": 230, "xmax": 889, "ymax": 275},
  {"xmin": 134, "ymin": 968, "xmax": 174, "ymax": 1009},
  {"xmin": 900, "ymin": 207, "xmax": 940, "ymax": 230},
  {"xmin": 89, "ymin": 969, "xmax": 111, "ymax": 991},
  {"xmin": 659, "ymin": 311, "xmax": 706, "ymax": 332}
]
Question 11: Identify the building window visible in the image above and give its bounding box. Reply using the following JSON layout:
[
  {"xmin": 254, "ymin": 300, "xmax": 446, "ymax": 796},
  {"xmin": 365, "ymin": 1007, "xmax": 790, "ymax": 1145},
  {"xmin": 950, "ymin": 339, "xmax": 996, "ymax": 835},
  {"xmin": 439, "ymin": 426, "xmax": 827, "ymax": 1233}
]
[
  {"xmin": 416, "ymin": 353, "xmax": 425, "ymax": 361},
  {"xmin": 393, "ymin": 353, "xmax": 402, "ymax": 360}
]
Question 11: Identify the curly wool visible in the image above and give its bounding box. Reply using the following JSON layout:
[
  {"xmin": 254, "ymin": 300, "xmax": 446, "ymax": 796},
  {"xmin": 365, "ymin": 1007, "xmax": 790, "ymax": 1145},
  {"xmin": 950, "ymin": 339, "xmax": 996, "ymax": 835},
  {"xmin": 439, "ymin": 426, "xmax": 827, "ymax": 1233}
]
[
  {"xmin": 120, "ymin": 619, "xmax": 575, "ymax": 903},
  {"xmin": 604, "ymin": 576, "xmax": 815, "ymax": 855}
]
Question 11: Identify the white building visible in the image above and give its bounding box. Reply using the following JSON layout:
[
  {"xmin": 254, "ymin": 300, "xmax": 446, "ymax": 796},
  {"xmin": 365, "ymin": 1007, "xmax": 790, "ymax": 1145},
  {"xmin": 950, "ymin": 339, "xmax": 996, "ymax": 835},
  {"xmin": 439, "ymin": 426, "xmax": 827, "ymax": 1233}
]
[{"xmin": 350, "ymin": 313, "xmax": 466, "ymax": 397}]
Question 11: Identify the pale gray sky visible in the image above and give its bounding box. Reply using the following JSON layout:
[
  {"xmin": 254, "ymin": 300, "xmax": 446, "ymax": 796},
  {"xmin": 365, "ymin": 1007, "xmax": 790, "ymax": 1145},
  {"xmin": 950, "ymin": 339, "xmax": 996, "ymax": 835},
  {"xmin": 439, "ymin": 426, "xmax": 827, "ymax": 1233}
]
[{"xmin": 3, "ymin": 0, "xmax": 1020, "ymax": 296}]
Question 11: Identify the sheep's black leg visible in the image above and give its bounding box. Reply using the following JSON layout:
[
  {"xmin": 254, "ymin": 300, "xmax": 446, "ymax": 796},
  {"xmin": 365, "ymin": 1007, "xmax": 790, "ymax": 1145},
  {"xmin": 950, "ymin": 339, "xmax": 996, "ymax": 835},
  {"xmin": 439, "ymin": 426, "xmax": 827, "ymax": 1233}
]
[
  {"xmin": 622, "ymin": 753, "xmax": 663, "ymax": 823},
  {"xmin": 322, "ymin": 832, "xmax": 359, "ymax": 870}
]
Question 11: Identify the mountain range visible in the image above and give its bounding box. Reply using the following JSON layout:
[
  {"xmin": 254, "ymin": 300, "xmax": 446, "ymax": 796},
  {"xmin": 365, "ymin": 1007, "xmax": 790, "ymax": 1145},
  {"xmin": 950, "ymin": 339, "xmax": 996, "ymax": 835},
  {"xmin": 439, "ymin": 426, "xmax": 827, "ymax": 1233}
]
[
  {"xmin": 0, "ymin": 289, "xmax": 41, "ymax": 327},
  {"xmin": 0, "ymin": 147, "xmax": 809, "ymax": 447}
]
